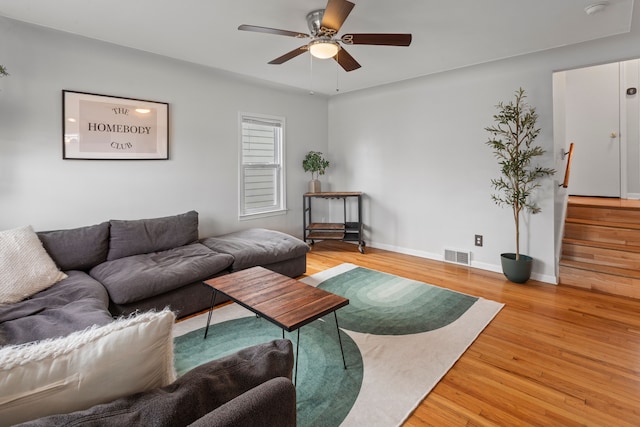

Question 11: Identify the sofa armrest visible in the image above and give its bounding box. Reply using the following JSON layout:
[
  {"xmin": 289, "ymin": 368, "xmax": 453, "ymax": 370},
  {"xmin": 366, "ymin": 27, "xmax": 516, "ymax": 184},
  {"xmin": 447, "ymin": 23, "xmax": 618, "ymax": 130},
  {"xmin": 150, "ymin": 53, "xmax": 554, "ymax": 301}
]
[
  {"xmin": 188, "ymin": 377, "xmax": 296, "ymax": 427},
  {"xmin": 15, "ymin": 339, "xmax": 294, "ymax": 427}
]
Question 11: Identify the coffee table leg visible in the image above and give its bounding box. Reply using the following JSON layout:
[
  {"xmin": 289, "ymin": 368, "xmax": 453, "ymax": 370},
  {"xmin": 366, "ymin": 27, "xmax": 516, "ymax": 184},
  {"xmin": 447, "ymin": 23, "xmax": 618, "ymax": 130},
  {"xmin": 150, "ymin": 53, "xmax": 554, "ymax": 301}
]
[
  {"xmin": 203, "ymin": 289, "xmax": 218, "ymax": 339},
  {"xmin": 335, "ymin": 312, "xmax": 347, "ymax": 369},
  {"xmin": 294, "ymin": 329, "xmax": 300, "ymax": 386}
]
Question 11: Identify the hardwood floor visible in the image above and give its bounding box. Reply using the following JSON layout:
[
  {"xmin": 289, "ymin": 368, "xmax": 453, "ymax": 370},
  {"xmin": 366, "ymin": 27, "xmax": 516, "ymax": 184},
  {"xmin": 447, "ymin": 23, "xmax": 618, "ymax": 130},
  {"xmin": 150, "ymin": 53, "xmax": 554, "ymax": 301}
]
[{"xmin": 304, "ymin": 240, "xmax": 640, "ymax": 426}]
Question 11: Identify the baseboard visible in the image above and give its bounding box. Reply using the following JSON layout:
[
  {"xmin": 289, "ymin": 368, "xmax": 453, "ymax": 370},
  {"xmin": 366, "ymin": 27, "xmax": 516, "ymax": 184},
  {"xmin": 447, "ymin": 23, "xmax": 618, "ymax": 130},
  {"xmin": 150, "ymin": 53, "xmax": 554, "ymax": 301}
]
[
  {"xmin": 531, "ymin": 271, "xmax": 558, "ymax": 285},
  {"xmin": 368, "ymin": 241, "xmax": 558, "ymax": 285},
  {"xmin": 370, "ymin": 241, "xmax": 442, "ymax": 262}
]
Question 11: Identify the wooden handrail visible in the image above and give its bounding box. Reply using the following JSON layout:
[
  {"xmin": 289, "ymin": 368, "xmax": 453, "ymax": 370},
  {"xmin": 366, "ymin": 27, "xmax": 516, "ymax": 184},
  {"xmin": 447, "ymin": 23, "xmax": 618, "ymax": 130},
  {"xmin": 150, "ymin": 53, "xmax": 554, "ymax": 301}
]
[{"xmin": 560, "ymin": 142, "xmax": 575, "ymax": 189}]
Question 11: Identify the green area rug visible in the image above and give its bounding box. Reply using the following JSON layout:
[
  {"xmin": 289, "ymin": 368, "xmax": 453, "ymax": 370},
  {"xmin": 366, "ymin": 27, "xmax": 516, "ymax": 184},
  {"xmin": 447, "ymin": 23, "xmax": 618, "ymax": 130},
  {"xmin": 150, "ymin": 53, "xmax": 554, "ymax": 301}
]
[{"xmin": 173, "ymin": 263, "xmax": 503, "ymax": 426}]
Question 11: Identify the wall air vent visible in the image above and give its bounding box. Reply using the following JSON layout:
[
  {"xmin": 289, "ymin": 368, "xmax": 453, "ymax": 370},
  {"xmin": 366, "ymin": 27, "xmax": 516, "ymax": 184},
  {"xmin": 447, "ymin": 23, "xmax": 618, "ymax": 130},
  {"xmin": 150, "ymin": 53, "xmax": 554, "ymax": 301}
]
[{"xmin": 444, "ymin": 249, "xmax": 471, "ymax": 266}]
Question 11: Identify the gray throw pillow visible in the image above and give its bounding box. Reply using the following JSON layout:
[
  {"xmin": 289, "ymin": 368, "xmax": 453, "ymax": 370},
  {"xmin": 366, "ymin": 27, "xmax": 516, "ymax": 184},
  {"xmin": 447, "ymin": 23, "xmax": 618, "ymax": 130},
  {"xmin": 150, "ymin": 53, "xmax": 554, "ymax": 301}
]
[
  {"xmin": 107, "ymin": 211, "xmax": 199, "ymax": 261},
  {"xmin": 37, "ymin": 222, "xmax": 110, "ymax": 271}
]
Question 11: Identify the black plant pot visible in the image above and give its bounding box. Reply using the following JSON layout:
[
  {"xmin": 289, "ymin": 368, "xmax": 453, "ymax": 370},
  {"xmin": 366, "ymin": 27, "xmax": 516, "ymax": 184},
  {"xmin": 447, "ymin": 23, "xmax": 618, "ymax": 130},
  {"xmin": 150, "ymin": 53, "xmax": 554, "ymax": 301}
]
[{"xmin": 500, "ymin": 253, "xmax": 533, "ymax": 283}]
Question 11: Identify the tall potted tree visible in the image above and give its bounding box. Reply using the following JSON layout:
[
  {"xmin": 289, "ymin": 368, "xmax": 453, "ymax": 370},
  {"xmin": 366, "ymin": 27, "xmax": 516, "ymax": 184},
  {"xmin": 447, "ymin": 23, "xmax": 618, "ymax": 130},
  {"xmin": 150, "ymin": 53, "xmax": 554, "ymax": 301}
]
[
  {"xmin": 302, "ymin": 151, "xmax": 330, "ymax": 193},
  {"xmin": 485, "ymin": 88, "xmax": 555, "ymax": 283}
]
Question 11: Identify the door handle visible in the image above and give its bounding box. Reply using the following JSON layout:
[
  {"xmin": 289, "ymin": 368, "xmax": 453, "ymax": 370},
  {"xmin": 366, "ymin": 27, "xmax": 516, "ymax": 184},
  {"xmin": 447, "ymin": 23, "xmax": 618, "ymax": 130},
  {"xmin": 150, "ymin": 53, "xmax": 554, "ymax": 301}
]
[{"xmin": 610, "ymin": 132, "xmax": 618, "ymax": 138}]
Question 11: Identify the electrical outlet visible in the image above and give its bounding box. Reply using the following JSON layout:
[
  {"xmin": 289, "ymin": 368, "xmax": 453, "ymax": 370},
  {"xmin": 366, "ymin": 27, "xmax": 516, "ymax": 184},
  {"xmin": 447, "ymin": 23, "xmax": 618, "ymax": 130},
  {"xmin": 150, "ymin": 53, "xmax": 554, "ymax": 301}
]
[{"xmin": 475, "ymin": 234, "xmax": 483, "ymax": 247}]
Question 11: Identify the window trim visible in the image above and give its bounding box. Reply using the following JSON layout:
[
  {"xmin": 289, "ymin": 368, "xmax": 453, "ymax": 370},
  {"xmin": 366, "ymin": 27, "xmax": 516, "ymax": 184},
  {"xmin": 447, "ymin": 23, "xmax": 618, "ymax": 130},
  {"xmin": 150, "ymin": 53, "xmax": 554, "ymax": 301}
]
[{"xmin": 238, "ymin": 112, "xmax": 287, "ymax": 219}]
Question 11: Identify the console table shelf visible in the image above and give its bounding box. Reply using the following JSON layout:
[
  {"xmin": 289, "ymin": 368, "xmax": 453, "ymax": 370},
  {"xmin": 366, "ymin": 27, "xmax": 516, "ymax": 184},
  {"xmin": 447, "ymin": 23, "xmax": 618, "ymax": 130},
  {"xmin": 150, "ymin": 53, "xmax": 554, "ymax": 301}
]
[{"xmin": 303, "ymin": 192, "xmax": 365, "ymax": 253}]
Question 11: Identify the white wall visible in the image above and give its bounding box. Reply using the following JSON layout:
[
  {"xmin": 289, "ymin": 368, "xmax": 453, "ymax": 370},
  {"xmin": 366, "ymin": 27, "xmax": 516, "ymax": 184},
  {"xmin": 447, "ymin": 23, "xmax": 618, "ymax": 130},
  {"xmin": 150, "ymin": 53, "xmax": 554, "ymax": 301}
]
[
  {"xmin": 622, "ymin": 59, "xmax": 640, "ymax": 197},
  {"xmin": 328, "ymin": 6, "xmax": 640, "ymax": 283},
  {"xmin": 552, "ymin": 71, "xmax": 568, "ymax": 279},
  {"xmin": 0, "ymin": 17, "xmax": 328, "ymax": 238},
  {"xmin": 555, "ymin": 59, "xmax": 640, "ymax": 199},
  {"xmin": 561, "ymin": 62, "xmax": 622, "ymax": 197}
]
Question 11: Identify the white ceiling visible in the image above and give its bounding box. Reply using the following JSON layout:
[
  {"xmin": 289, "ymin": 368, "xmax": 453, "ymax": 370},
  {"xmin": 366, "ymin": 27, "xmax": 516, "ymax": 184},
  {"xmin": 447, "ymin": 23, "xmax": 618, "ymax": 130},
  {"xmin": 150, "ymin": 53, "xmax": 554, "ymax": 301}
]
[{"xmin": 0, "ymin": 0, "xmax": 635, "ymax": 95}]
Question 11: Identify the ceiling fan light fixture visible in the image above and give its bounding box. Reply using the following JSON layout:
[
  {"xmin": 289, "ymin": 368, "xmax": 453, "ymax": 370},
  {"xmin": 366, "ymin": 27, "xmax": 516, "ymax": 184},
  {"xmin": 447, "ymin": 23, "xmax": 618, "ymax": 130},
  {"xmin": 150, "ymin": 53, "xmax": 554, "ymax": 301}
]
[{"xmin": 309, "ymin": 39, "xmax": 340, "ymax": 59}]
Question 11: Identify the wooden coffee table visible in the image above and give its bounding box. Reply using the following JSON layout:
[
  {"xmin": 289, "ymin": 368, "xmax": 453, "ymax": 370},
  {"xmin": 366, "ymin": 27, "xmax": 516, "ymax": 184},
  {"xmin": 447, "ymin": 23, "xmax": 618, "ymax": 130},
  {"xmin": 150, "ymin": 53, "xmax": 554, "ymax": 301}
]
[{"xmin": 202, "ymin": 266, "xmax": 350, "ymax": 383}]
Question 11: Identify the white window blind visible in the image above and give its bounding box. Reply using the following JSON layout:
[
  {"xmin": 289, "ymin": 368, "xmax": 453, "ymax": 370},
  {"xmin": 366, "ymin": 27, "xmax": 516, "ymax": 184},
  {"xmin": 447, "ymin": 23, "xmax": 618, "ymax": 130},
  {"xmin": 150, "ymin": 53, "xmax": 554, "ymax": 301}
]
[{"xmin": 239, "ymin": 114, "xmax": 285, "ymax": 217}]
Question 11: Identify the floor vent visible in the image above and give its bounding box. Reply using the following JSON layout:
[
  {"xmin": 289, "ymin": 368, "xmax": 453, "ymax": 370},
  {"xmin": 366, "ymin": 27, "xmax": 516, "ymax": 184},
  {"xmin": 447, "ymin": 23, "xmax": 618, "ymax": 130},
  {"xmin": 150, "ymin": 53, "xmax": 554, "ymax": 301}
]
[{"xmin": 444, "ymin": 249, "xmax": 471, "ymax": 266}]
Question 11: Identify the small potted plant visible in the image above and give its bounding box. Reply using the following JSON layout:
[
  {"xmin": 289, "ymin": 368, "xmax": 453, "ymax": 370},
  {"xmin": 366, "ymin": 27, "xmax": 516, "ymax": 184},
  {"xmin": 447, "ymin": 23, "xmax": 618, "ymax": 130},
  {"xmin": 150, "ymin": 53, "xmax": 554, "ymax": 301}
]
[
  {"xmin": 0, "ymin": 65, "xmax": 8, "ymax": 77},
  {"xmin": 302, "ymin": 151, "xmax": 330, "ymax": 193},
  {"xmin": 485, "ymin": 88, "xmax": 555, "ymax": 283}
]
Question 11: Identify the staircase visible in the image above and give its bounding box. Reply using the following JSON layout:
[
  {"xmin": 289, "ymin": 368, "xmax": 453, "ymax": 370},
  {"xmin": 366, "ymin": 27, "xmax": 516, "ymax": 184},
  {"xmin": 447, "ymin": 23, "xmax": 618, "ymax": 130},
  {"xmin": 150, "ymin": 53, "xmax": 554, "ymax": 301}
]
[{"xmin": 559, "ymin": 197, "xmax": 640, "ymax": 299}]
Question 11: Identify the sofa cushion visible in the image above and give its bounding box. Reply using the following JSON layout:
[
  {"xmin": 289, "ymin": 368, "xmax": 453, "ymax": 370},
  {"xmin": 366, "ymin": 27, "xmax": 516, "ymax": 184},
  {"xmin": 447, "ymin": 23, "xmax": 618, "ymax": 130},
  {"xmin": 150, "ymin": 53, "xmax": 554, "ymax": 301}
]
[
  {"xmin": 107, "ymin": 281, "xmax": 225, "ymax": 319},
  {"xmin": 0, "ymin": 270, "xmax": 112, "ymax": 346},
  {"xmin": 200, "ymin": 228, "xmax": 310, "ymax": 272},
  {"xmin": 37, "ymin": 222, "xmax": 110, "ymax": 271},
  {"xmin": 0, "ymin": 309, "xmax": 176, "ymax": 426},
  {"xmin": 91, "ymin": 243, "xmax": 234, "ymax": 305},
  {"xmin": 189, "ymin": 377, "xmax": 297, "ymax": 427},
  {"xmin": 14, "ymin": 339, "xmax": 294, "ymax": 427},
  {"xmin": 0, "ymin": 226, "xmax": 67, "ymax": 305},
  {"xmin": 107, "ymin": 211, "xmax": 199, "ymax": 261}
]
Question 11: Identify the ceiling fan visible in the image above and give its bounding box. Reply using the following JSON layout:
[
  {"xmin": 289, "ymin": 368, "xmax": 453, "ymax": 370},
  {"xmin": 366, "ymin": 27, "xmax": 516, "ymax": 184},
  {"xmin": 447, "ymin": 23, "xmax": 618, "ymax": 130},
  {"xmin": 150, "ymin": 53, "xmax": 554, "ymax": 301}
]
[{"xmin": 238, "ymin": 0, "xmax": 412, "ymax": 72}]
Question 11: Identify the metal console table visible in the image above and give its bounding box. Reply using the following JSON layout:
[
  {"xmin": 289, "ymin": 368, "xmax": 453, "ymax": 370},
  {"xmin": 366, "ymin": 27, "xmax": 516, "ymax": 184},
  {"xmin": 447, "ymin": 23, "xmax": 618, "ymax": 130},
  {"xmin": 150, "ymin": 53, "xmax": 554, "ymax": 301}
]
[{"xmin": 303, "ymin": 191, "xmax": 365, "ymax": 253}]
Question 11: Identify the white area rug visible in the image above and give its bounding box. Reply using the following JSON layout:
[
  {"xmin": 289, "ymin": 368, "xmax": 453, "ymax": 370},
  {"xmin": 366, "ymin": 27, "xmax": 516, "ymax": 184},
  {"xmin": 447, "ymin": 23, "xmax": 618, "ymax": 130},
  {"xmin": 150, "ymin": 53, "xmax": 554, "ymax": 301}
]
[{"xmin": 174, "ymin": 263, "xmax": 504, "ymax": 426}]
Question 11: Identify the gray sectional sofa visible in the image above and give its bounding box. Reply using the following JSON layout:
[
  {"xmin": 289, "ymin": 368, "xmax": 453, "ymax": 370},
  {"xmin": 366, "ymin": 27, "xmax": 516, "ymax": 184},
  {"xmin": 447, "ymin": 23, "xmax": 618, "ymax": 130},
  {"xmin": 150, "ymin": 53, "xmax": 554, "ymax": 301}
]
[
  {"xmin": 0, "ymin": 211, "xmax": 307, "ymax": 426},
  {"xmin": 0, "ymin": 210, "xmax": 309, "ymax": 346}
]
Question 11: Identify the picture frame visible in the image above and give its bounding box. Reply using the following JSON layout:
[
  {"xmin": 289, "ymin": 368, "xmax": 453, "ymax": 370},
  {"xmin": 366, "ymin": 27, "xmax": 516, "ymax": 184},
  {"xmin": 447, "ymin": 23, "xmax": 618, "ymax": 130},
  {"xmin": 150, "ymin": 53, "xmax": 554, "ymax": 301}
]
[{"xmin": 62, "ymin": 90, "xmax": 169, "ymax": 160}]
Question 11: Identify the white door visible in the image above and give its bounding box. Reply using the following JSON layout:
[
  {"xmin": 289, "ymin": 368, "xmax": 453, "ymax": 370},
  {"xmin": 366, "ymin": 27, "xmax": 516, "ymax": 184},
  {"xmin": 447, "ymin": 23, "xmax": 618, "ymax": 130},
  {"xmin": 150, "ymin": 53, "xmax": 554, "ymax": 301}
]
[{"xmin": 564, "ymin": 62, "xmax": 621, "ymax": 197}]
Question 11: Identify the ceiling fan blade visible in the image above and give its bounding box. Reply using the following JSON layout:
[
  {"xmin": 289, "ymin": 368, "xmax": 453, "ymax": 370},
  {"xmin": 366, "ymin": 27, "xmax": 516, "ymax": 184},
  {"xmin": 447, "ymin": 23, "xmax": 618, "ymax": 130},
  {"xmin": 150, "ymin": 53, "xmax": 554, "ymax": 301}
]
[
  {"xmin": 341, "ymin": 33, "xmax": 412, "ymax": 46},
  {"xmin": 268, "ymin": 46, "xmax": 308, "ymax": 65},
  {"xmin": 321, "ymin": 0, "xmax": 355, "ymax": 33},
  {"xmin": 238, "ymin": 24, "xmax": 309, "ymax": 39},
  {"xmin": 334, "ymin": 47, "xmax": 361, "ymax": 72}
]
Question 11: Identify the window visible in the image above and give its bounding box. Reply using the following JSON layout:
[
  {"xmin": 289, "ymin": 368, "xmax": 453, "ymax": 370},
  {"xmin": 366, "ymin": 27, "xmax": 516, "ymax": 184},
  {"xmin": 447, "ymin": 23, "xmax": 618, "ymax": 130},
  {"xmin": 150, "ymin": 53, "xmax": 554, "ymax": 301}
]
[{"xmin": 239, "ymin": 113, "xmax": 286, "ymax": 218}]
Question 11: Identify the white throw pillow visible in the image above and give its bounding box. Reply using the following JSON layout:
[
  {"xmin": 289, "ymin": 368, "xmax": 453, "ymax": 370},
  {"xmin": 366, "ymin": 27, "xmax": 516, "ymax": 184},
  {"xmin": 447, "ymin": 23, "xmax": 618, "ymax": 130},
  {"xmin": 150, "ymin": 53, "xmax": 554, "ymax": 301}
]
[
  {"xmin": 0, "ymin": 225, "xmax": 67, "ymax": 304},
  {"xmin": 0, "ymin": 309, "xmax": 177, "ymax": 427}
]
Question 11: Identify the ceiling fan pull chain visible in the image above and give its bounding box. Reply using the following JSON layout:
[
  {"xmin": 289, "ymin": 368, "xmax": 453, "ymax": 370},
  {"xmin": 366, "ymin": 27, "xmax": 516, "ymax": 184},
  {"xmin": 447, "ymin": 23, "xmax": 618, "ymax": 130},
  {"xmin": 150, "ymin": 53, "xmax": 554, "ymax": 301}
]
[
  {"xmin": 309, "ymin": 54, "xmax": 315, "ymax": 95},
  {"xmin": 336, "ymin": 52, "xmax": 340, "ymax": 92}
]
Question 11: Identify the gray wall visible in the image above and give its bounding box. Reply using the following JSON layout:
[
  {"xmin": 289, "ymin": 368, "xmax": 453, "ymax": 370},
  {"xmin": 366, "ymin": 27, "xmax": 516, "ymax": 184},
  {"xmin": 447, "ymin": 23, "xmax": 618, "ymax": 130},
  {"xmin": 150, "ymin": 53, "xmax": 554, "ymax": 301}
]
[
  {"xmin": 327, "ymin": 5, "xmax": 640, "ymax": 283},
  {"xmin": 0, "ymin": 17, "xmax": 328, "ymax": 238},
  {"xmin": 5, "ymin": 8, "xmax": 640, "ymax": 283}
]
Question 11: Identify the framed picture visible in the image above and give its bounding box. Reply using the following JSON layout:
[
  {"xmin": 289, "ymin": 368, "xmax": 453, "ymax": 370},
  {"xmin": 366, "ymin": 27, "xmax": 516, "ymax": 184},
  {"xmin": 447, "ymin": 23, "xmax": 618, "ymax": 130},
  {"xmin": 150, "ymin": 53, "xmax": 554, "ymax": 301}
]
[{"xmin": 62, "ymin": 90, "xmax": 169, "ymax": 160}]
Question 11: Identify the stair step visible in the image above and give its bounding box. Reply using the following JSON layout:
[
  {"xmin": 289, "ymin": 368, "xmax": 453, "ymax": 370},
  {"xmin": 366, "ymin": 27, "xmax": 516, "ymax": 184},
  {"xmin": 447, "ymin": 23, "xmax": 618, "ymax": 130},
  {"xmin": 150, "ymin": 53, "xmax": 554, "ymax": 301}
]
[
  {"xmin": 564, "ymin": 222, "xmax": 640, "ymax": 247},
  {"xmin": 565, "ymin": 217, "xmax": 640, "ymax": 230},
  {"xmin": 559, "ymin": 263, "xmax": 640, "ymax": 299},
  {"xmin": 567, "ymin": 196, "xmax": 640, "ymax": 209},
  {"xmin": 559, "ymin": 259, "xmax": 640, "ymax": 279},
  {"xmin": 562, "ymin": 239, "xmax": 640, "ymax": 270},
  {"xmin": 567, "ymin": 205, "xmax": 640, "ymax": 225},
  {"xmin": 562, "ymin": 238, "xmax": 640, "ymax": 254}
]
